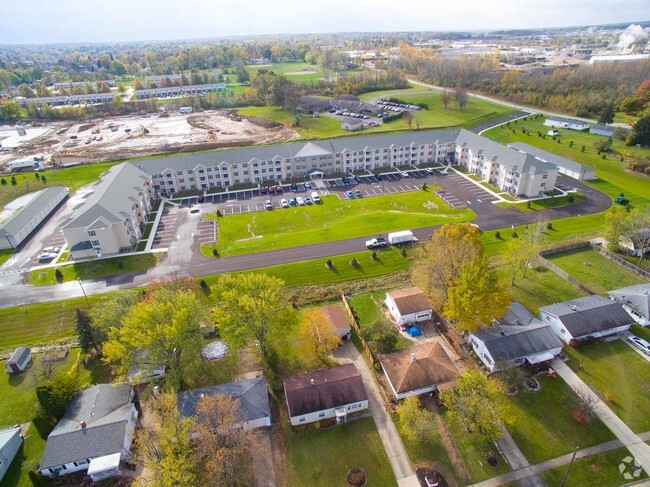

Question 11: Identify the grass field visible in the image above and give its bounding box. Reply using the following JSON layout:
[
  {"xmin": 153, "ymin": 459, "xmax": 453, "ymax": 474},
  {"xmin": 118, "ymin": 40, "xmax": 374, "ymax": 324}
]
[
  {"xmin": 246, "ymin": 62, "xmax": 322, "ymax": 84},
  {"xmin": 506, "ymin": 375, "xmax": 615, "ymax": 464},
  {"xmin": 0, "ymin": 162, "xmax": 120, "ymax": 209},
  {"xmin": 565, "ymin": 340, "xmax": 650, "ymax": 433},
  {"xmin": 539, "ymin": 447, "xmax": 647, "ymax": 487},
  {"xmin": 484, "ymin": 116, "xmax": 650, "ymax": 207},
  {"xmin": 546, "ymin": 247, "xmax": 647, "ymax": 295},
  {"xmin": 495, "ymin": 193, "xmax": 585, "ymax": 212},
  {"xmin": 238, "ymin": 106, "xmax": 344, "ymax": 138},
  {"xmin": 282, "ymin": 414, "xmax": 397, "ymax": 487},
  {"xmin": 347, "ymin": 291, "xmax": 412, "ymax": 349},
  {"xmin": 29, "ymin": 253, "xmax": 159, "ymax": 285},
  {"xmin": 205, "ymin": 191, "xmax": 474, "ymax": 256}
]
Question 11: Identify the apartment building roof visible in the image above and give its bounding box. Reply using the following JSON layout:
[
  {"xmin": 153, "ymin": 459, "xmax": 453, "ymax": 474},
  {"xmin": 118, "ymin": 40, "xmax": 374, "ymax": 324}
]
[{"xmin": 508, "ymin": 142, "xmax": 592, "ymax": 176}]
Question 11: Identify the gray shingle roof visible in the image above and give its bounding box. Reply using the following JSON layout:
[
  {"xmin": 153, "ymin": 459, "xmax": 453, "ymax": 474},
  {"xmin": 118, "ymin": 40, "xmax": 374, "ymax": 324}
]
[
  {"xmin": 471, "ymin": 321, "xmax": 563, "ymax": 362},
  {"xmin": 545, "ymin": 116, "xmax": 589, "ymax": 126},
  {"xmin": 508, "ymin": 142, "xmax": 594, "ymax": 177},
  {"xmin": 63, "ymin": 163, "xmax": 149, "ymax": 231},
  {"xmin": 177, "ymin": 376, "xmax": 270, "ymax": 424},
  {"xmin": 498, "ymin": 302, "xmax": 536, "ymax": 327},
  {"xmin": 608, "ymin": 284, "xmax": 650, "ymax": 320},
  {"xmin": 540, "ymin": 295, "xmax": 634, "ymax": 337},
  {"xmin": 7, "ymin": 346, "xmax": 30, "ymax": 365},
  {"xmin": 39, "ymin": 384, "xmax": 133, "ymax": 471},
  {"xmin": 0, "ymin": 187, "xmax": 67, "ymax": 239}
]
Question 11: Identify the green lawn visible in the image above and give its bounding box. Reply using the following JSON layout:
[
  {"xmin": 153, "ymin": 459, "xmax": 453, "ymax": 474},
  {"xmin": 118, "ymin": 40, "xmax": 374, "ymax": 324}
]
[
  {"xmin": 496, "ymin": 193, "xmax": 585, "ymax": 212},
  {"xmin": 283, "ymin": 415, "xmax": 397, "ymax": 487},
  {"xmin": 347, "ymin": 292, "xmax": 413, "ymax": 350},
  {"xmin": 238, "ymin": 106, "xmax": 344, "ymax": 138},
  {"xmin": 484, "ymin": 116, "xmax": 650, "ymax": 207},
  {"xmin": 0, "ymin": 162, "xmax": 120, "ymax": 209},
  {"xmin": 29, "ymin": 253, "xmax": 159, "ymax": 285},
  {"xmin": 245, "ymin": 62, "xmax": 326, "ymax": 85},
  {"xmin": 506, "ymin": 375, "xmax": 615, "ymax": 464},
  {"xmin": 547, "ymin": 247, "xmax": 647, "ymax": 295},
  {"xmin": 495, "ymin": 265, "xmax": 586, "ymax": 314},
  {"xmin": 206, "ymin": 191, "xmax": 474, "ymax": 256},
  {"xmin": 631, "ymin": 324, "xmax": 650, "ymax": 342},
  {"xmin": 565, "ymin": 341, "xmax": 650, "ymax": 433},
  {"xmin": 0, "ymin": 248, "xmax": 14, "ymax": 266},
  {"xmin": 539, "ymin": 447, "xmax": 647, "ymax": 487}
]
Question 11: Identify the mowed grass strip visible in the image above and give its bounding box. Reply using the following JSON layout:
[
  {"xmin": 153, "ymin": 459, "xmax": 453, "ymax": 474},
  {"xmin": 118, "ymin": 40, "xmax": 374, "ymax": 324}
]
[
  {"xmin": 546, "ymin": 247, "xmax": 647, "ymax": 295},
  {"xmin": 565, "ymin": 340, "xmax": 650, "ymax": 433},
  {"xmin": 207, "ymin": 191, "xmax": 475, "ymax": 256},
  {"xmin": 506, "ymin": 375, "xmax": 615, "ymax": 464}
]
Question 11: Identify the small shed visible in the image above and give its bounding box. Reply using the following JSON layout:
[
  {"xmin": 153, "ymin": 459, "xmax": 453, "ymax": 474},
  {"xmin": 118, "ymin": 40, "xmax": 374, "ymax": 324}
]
[
  {"xmin": 5, "ymin": 347, "xmax": 31, "ymax": 374},
  {"xmin": 341, "ymin": 120, "xmax": 364, "ymax": 131}
]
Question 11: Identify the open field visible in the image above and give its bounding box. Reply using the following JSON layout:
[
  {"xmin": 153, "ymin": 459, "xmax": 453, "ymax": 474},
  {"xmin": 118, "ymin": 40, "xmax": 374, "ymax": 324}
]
[
  {"xmin": 29, "ymin": 253, "xmax": 159, "ymax": 286},
  {"xmin": 246, "ymin": 62, "xmax": 325, "ymax": 85},
  {"xmin": 506, "ymin": 375, "xmax": 615, "ymax": 464},
  {"xmin": 539, "ymin": 447, "xmax": 647, "ymax": 487},
  {"xmin": 484, "ymin": 116, "xmax": 650, "ymax": 207},
  {"xmin": 564, "ymin": 340, "xmax": 650, "ymax": 433},
  {"xmin": 546, "ymin": 247, "xmax": 647, "ymax": 295},
  {"xmin": 238, "ymin": 106, "xmax": 344, "ymax": 138},
  {"xmin": 205, "ymin": 190, "xmax": 474, "ymax": 256}
]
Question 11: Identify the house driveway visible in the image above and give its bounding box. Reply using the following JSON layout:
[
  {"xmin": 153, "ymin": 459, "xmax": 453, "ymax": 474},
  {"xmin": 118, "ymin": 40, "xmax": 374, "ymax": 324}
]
[
  {"xmin": 331, "ymin": 341, "xmax": 419, "ymax": 487},
  {"xmin": 552, "ymin": 359, "xmax": 650, "ymax": 474}
]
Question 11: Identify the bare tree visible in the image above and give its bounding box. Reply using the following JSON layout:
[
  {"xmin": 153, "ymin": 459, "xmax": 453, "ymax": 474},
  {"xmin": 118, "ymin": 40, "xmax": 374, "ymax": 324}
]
[
  {"xmin": 564, "ymin": 384, "xmax": 599, "ymax": 424},
  {"xmin": 403, "ymin": 110, "xmax": 413, "ymax": 128},
  {"xmin": 440, "ymin": 89, "xmax": 451, "ymax": 109},
  {"xmin": 454, "ymin": 87, "xmax": 468, "ymax": 111}
]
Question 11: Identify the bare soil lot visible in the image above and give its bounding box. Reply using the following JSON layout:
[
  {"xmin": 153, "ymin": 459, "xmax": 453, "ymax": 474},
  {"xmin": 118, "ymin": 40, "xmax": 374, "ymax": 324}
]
[{"xmin": 1, "ymin": 110, "xmax": 298, "ymax": 165}]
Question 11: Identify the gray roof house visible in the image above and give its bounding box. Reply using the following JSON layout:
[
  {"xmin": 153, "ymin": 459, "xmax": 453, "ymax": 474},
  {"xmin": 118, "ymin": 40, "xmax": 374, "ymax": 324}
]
[
  {"xmin": 0, "ymin": 427, "xmax": 23, "ymax": 482},
  {"xmin": 469, "ymin": 303, "xmax": 563, "ymax": 372},
  {"xmin": 608, "ymin": 284, "xmax": 650, "ymax": 326},
  {"xmin": 539, "ymin": 295, "xmax": 635, "ymax": 344},
  {"xmin": 5, "ymin": 346, "xmax": 31, "ymax": 374},
  {"xmin": 177, "ymin": 376, "xmax": 271, "ymax": 430},
  {"xmin": 543, "ymin": 117, "xmax": 590, "ymax": 131},
  {"xmin": 508, "ymin": 142, "xmax": 597, "ymax": 181},
  {"xmin": 39, "ymin": 384, "xmax": 138, "ymax": 480},
  {"xmin": 589, "ymin": 124, "xmax": 616, "ymax": 137}
]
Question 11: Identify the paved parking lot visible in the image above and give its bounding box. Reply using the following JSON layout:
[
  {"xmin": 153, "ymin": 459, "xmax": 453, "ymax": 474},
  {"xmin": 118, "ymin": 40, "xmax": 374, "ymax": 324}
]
[
  {"xmin": 196, "ymin": 219, "xmax": 217, "ymax": 245},
  {"xmin": 27, "ymin": 229, "xmax": 68, "ymax": 266},
  {"xmin": 151, "ymin": 207, "xmax": 181, "ymax": 250}
]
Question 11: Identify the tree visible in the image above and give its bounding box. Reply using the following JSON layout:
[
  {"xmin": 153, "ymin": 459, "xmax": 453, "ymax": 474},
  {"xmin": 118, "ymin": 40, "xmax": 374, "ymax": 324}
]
[
  {"xmin": 75, "ymin": 307, "xmax": 101, "ymax": 356},
  {"xmin": 440, "ymin": 89, "xmax": 451, "ymax": 109},
  {"xmin": 236, "ymin": 67, "xmax": 250, "ymax": 83},
  {"xmin": 603, "ymin": 206, "xmax": 629, "ymax": 252},
  {"xmin": 502, "ymin": 220, "xmax": 545, "ymax": 285},
  {"xmin": 361, "ymin": 319, "xmax": 399, "ymax": 353},
  {"xmin": 440, "ymin": 369, "xmax": 513, "ymax": 442},
  {"xmin": 133, "ymin": 78, "xmax": 144, "ymax": 90},
  {"xmin": 454, "ymin": 87, "xmax": 468, "ymax": 111},
  {"xmin": 597, "ymin": 103, "xmax": 615, "ymax": 125},
  {"xmin": 213, "ymin": 273, "xmax": 296, "ymax": 367},
  {"xmin": 296, "ymin": 309, "xmax": 341, "ymax": 366},
  {"xmin": 444, "ymin": 256, "xmax": 510, "ymax": 333},
  {"xmin": 627, "ymin": 112, "xmax": 650, "ymax": 146},
  {"xmin": 103, "ymin": 283, "xmax": 210, "ymax": 389},
  {"xmin": 593, "ymin": 137, "xmax": 613, "ymax": 153},
  {"xmin": 396, "ymin": 396, "xmax": 436, "ymax": 443},
  {"xmin": 194, "ymin": 393, "xmax": 260, "ymax": 485},
  {"xmin": 494, "ymin": 358, "xmax": 527, "ymax": 393},
  {"xmin": 564, "ymin": 384, "xmax": 599, "ymax": 424},
  {"xmin": 411, "ymin": 222, "xmax": 483, "ymax": 306},
  {"xmin": 134, "ymin": 392, "xmax": 198, "ymax": 487},
  {"xmin": 403, "ymin": 110, "xmax": 413, "ymax": 128},
  {"xmin": 88, "ymin": 289, "xmax": 140, "ymax": 352},
  {"xmin": 36, "ymin": 365, "xmax": 81, "ymax": 421}
]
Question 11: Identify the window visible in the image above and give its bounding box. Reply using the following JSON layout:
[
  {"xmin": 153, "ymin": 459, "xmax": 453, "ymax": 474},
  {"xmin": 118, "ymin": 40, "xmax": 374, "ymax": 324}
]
[
  {"xmin": 87, "ymin": 230, "xmax": 96, "ymax": 237},
  {"xmin": 299, "ymin": 417, "xmax": 305, "ymax": 423},
  {"xmin": 91, "ymin": 240, "xmax": 100, "ymax": 246},
  {"xmin": 560, "ymin": 328, "xmax": 566, "ymax": 334},
  {"xmin": 73, "ymin": 459, "xmax": 89, "ymax": 467},
  {"xmin": 319, "ymin": 412, "xmax": 325, "ymax": 418}
]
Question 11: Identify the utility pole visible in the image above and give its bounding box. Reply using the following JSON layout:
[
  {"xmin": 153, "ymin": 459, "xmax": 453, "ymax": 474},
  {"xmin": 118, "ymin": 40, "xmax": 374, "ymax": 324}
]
[
  {"xmin": 76, "ymin": 277, "xmax": 89, "ymax": 306},
  {"xmin": 561, "ymin": 446, "xmax": 580, "ymax": 487}
]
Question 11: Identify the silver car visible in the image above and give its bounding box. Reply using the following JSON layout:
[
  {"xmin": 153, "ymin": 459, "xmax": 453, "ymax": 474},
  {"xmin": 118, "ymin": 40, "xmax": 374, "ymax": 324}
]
[{"xmin": 627, "ymin": 335, "xmax": 650, "ymax": 355}]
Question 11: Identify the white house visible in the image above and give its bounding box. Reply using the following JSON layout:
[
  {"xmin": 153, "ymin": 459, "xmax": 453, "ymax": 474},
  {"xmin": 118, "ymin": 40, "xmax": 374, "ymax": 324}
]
[
  {"xmin": 539, "ymin": 295, "xmax": 635, "ymax": 345},
  {"xmin": 608, "ymin": 284, "xmax": 650, "ymax": 326},
  {"xmin": 341, "ymin": 120, "xmax": 364, "ymax": 131},
  {"xmin": 0, "ymin": 428, "xmax": 23, "ymax": 482},
  {"xmin": 39, "ymin": 384, "xmax": 138, "ymax": 479},
  {"xmin": 378, "ymin": 341, "xmax": 460, "ymax": 400},
  {"xmin": 385, "ymin": 287, "xmax": 432, "ymax": 326},
  {"xmin": 283, "ymin": 363, "xmax": 368, "ymax": 426},
  {"xmin": 543, "ymin": 117, "xmax": 589, "ymax": 131},
  {"xmin": 5, "ymin": 346, "xmax": 31, "ymax": 374},
  {"xmin": 177, "ymin": 376, "xmax": 271, "ymax": 431}
]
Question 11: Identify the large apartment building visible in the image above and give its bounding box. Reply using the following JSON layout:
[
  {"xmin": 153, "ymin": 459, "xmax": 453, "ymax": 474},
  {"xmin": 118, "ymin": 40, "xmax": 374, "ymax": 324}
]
[
  {"xmin": 14, "ymin": 92, "xmax": 118, "ymax": 107},
  {"xmin": 62, "ymin": 164, "xmax": 153, "ymax": 260},
  {"xmin": 134, "ymin": 83, "xmax": 226, "ymax": 99}
]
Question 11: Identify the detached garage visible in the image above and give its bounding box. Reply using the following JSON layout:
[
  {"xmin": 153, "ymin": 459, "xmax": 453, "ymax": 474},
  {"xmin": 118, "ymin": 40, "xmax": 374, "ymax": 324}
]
[{"xmin": 5, "ymin": 346, "xmax": 32, "ymax": 374}]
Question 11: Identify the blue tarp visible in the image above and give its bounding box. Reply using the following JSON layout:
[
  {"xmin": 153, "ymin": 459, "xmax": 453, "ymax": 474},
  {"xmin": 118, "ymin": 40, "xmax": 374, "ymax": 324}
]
[{"xmin": 407, "ymin": 325, "xmax": 422, "ymax": 337}]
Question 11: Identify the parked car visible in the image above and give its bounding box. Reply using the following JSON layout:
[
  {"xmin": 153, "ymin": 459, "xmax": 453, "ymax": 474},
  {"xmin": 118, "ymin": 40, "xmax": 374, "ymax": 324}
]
[
  {"xmin": 365, "ymin": 237, "xmax": 388, "ymax": 249},
  {"xmin": 265, "ymin": 200, "xmax": 273, "ymax": 210},
  {"xmin": 311, "ymin": 192, "xmax": 322, "ymax": 203},
  {"xmin": 291, "ymin": 183, "xmax": 298, "ymax": 192},
  {"xmin": 276, "ymin": 185, "xmax": 283, "ymax": 193},
  {"xmin": 43, "ymin": 246, "xmax": 60, "ymax": 254},
  {"xmin": 268, "ymin": 186, "xmax": 275, "ymax": 194},
  {"xmin": 280, "ymin": 199, "xmax": 289, "ymax": 208},
  {"xmin": 346, "ymin": 190, "xmax": 354, "ymax": 199},
  {"xmin": 260, "ymin": 187, "xmax": 268, "ymax": 194},
  {"xmin": 289, "ymin": 198, "xmax": 297, "ymax": 206},
  {"xmin": 37, "ymin": 252, "xmax": 57, "ymax": 263},
  {"xmin": 355, "ymin": 190, "xmax": 363, "ymax": 198},
  {"xmin": 305, "ymin": 182, "xmax": 312, "ymax": 189},
  {"xmin": 354, "ymin": 176, "xmax": 362, "ymax": 184},
  {"xmin": 190, "ymin": 207, "xmax": 200, "ymax": 214},
  {"xmin": 628, "ymin": 335, "xmax": 650, "ymax": 355},
  {"xmin": 425, "ymin": 167, "xmax": 435, "ymax": 174},
  {"xmin": 296, "ymin": 197, "xmax": 305, "ymax": 206},
  {"xmin": 305, "ymin": 196, "xmax": 313, "ymax": 205},
  {"xmin": 399, "ymin": 171, "xmax": 409, "ymax": 178}
]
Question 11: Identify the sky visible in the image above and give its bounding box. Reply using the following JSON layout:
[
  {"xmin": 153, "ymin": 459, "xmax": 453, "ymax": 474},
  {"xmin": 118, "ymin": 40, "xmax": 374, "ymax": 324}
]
[{"xmin": 2, "ymin": 0, "xmax": 649, "ymax": 45}]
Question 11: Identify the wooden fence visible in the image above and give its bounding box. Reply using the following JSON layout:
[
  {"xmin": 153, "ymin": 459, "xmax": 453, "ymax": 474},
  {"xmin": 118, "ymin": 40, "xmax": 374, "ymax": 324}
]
[
  {"xmin": 341, "ymin": 293, "xmax": 376, "ymax": 367},
  {"xmin": 591, "ymin": 244, "xmax": 650, "ymax": 280},
  {"xmin": 538, "ymin": 242, "xmax": 597, "ymax": 295}
]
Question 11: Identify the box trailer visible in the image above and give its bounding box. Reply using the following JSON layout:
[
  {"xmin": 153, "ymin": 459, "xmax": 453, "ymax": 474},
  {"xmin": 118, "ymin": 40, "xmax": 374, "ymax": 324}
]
[
  {"xmin": 8, "ymin": 159, "xmax": 39, "ymax": 171},
  {"xmin": 179, "ymin": 107, "xmax": 193, "ymax": 114},
  {"xmin": 388, "ymin": 230, "xmax": 414, "ymax": 245}
]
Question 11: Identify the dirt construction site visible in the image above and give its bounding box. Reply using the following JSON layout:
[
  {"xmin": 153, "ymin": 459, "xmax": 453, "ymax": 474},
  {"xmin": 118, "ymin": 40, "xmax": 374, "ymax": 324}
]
[{"xmin": 0, "ymin": 110, "xmax": 298, "ymax": 166}]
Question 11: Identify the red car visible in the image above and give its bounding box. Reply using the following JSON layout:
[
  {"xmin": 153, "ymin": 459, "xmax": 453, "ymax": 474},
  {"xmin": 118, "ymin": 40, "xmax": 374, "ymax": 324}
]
[
  {"xmin": 276, "ymin": 185, "xmax": 283, "ymax": 193},
  {"xmin": 268, "ymin": 186, "xmax": 275, "ymax": 194}
]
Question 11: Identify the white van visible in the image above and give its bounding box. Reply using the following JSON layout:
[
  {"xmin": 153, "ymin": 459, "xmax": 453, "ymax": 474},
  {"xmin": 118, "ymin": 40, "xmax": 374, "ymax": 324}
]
[{"xmin": 311, "ymin": 191, "xmax": 321, "ymax": 203}]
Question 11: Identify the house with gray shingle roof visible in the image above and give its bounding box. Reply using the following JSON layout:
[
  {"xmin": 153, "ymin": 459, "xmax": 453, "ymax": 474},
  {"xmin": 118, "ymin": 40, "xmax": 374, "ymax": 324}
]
[
  {"xmin": 39, "ymin": 384, "xmax": 137, "ymax": 480},
  {"xmin": 608, "ymin": 284, "xmax": 650, "ymax": 326},
  {"xmin": 177, "ymin": 376, "xmax": 271, "ymax": 431},
  {"xmin": 543, "ymin": 117, "xmax": 589, "ymax": 131},
  {"xmin": 540, "ymin": 295, "xmax": 634, "ymax": 345}
]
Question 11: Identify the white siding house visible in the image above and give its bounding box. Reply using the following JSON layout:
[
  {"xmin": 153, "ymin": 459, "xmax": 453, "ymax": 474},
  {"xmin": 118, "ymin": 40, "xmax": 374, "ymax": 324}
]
[
  {"xmin": 608, "ymin": 284, "xmax": 650, "ymax": 326},
  {"xmin": 0, "ymin": 428, "xmax": 23, "ymax": 482},
  {"xmin": 385, "ymin": 287, "xmax": 432, "ymax": 326},
  {"xmin": 543, "ymin": 117, "xmax": 589, "ymax": 131},
  {"xmin": 284, "ymin": 364, "xmax": 368, "ymax": 426}
]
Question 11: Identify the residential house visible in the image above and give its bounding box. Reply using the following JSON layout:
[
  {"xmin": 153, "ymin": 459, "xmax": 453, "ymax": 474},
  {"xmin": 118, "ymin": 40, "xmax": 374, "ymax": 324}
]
[
  {"xmin": 0, "ymin": 428, "xmax": 22, "ymax": 482},
  {"xmin": 543, "ymin": 117, "xmax": 589, "ymax": 131},
  {"xmin": 62, "ymin": 163, "xmax": 153, "ymax": 260},
  {"xmin": 378, "ymin": 341, "xmax": 460, "ymax": 399},
  {"xmin": 468, "ymin": 302, "xmax": 564, "ymax": 372},
  {"xmin": 508, "ymin": 142, "xmax": 597, "ymax": 181},
  {"xmin": 0, "ymin": 187, "xmax": 68, "ymax": 250},
  {"xmin": 177, "ymin": 376, "xmax": 271, "ymax": 430},
  {"xmin": 385, "ymin": 287, "xmax": 432, "ymax": 326},
  {"xmin": 618, "ymin": 229, "xmax": 650, "ymax": 257},
  {"xmin": 608, "ymin": 284, "xmax": 650, "ymax": 326},
  {"xmin": 5, "ymin": 346, "xmax": 31, "ymax": 374},
  {"xmin": 320, "ymin": 305, "xmax": 351, "ymax": 340},
  {"xmin": 283, "ymin": 363, "xmax": 368, "ymax": 426},
  {"xmin": 341, "ymin": 120, "xmax": 364, "ymax": 131},
  {"xmin": 39, "ymin": 384, "xmax": 138, "ymax": 480},
  {"xmin": 14, "ymin": 93, "xmax": 118, "ymax": 107},
  {"xmin": 298, "ymin": 96, "xmax": 331, "ymax": 114},
  {"xmin": 539, "ymin": 295, "xmax": 635, "ymax": 345},
  {"xmin": 589, "ymin": 125, "xmax": 617, "ymax": 137}
]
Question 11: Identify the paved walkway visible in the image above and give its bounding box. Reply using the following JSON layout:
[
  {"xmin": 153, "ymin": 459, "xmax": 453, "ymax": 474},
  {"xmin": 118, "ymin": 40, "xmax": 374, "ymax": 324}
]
[
  {"xmin": 496, "ymin": 428, "xmax": 545, "ymax": 487},
  {"xmin": 252, "ymin": 430, "xmax": 277, "ymax": 487},
  {"xmin": 331, "ymin": 342, "xmax": 419, "ymax": 487}
]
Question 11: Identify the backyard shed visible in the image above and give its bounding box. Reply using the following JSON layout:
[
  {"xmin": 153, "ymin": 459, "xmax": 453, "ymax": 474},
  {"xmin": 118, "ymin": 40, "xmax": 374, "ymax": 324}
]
[{"xmin": 5, "ymin": 346, "xmax": 31, "ymax": 374}]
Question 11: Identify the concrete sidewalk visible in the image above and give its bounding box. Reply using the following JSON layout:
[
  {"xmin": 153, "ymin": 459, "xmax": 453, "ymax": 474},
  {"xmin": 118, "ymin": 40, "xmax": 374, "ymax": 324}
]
[{"xmin": 332, "ymin": 342, "xmax": 419, "ymax": 487}]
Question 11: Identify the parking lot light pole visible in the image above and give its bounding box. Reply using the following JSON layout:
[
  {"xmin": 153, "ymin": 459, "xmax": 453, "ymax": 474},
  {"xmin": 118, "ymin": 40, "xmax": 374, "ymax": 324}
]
[{"xmin": 76, "ymin": 277, "xmax": 89, "ymax": 306}]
